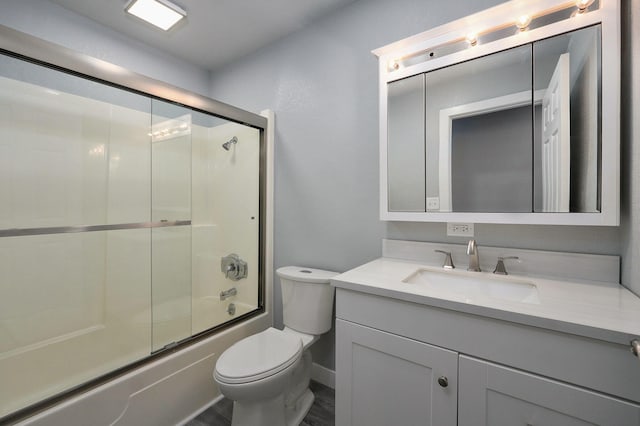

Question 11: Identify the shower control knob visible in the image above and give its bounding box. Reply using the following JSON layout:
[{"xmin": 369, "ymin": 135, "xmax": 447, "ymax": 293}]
[
  {"xmin": 437, "ymin": 376, "xmax": 449, "ymax": 388},
  {"xmin": 221, "ymin": 253, "xmax": 248, "ymax": 281}
]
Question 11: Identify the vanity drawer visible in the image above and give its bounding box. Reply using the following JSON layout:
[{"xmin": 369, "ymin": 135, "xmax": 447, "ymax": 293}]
[{"xmin": 336, "ymin": 288, "xmax": 640, "ymax": 403}]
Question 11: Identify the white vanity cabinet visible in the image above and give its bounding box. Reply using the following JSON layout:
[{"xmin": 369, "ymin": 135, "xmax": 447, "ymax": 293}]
[
  {"xmin": 335, "ymin": 319, "xmax": 457, "ymax": 426},
  {"xmin": 334, "ymin": 288, "xmax": 640, "ymax": 426}
]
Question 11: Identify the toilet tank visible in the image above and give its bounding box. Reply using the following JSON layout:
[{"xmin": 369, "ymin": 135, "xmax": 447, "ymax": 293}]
[{"xmin": 276, "ymin": 266, "xmax": 339, "ymax": 335}]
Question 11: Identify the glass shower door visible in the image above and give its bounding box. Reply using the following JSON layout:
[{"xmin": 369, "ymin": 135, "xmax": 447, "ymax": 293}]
[
  {"xmin": 191, "ymin": 115, "xmax": 261, "ymax": 335},
  {"xmin": 150, "ymin": 100, "xmax": 192, "ymax": 351},
  {"xmin": 0, "ymin": 55, "xmax": 153, "ymax": 416}
]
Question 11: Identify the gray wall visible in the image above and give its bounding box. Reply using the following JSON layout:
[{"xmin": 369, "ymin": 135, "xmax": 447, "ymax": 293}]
[{"xmin": 209, "ymin": 0, "xmax": 631, "ymax": 370}]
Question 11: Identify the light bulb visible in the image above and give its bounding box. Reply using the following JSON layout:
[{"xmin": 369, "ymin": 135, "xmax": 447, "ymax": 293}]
[
  {"xmin": 576, "ymin": 0, "xmax": 595, "ymax": 13},
  {"xmin": 466, "ymin": 33, "xmax": 478, "ymax": 47},
  {"xmin": 516, "ymin": 15, "xmax": 532, "ymax": 31}
]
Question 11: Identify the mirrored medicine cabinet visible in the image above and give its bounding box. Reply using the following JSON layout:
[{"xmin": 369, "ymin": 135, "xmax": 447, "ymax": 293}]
[{"xmin": 374, "ymin": 0, "xmax": 620, "ymax": 226}]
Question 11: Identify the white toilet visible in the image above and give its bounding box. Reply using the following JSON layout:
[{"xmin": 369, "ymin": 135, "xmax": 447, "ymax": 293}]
[{"xmin": 214, "ymin": 266, "xmax": 338, "ymax": 426}]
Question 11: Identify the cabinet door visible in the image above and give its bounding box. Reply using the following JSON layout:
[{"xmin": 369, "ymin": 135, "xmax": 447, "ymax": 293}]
[
  {"xmin": 335, "ymin": 319, "xmax": 457, "ymax": 426},
  {"xmin": 459, "ymin": 355, "xmax": 640, "ymax": 426}
]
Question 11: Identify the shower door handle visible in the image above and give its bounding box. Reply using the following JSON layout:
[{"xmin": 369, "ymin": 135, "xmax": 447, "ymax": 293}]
[{"xmin": 221, "ymin": 254, "xmax": 248, "ymax": 281}]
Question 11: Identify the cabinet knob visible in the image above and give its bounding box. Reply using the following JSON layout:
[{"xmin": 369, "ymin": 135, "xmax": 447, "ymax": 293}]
[
  {"xmin": 631, "ymin": 339, "xmax": 640, "ymax": 358},
  {"xmin": 437, "ymin": 376, "xmax": 448, "ymax": 388}
]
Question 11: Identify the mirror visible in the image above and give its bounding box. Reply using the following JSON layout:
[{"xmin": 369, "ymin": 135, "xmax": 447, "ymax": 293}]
[{"xmin": 386, "ymin": 24, "xmax": 602, "ymax": 215}]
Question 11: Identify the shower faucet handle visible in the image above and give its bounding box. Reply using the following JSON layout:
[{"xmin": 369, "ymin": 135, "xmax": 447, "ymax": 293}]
[{"xmin": 221, "ymin": 253, "xmax": 248, "ymax": 281}]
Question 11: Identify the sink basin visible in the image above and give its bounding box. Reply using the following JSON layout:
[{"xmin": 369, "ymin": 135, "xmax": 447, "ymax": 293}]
[{"xmin": 403, "ymin": 268, "xmax": 540, "ymax": 304}]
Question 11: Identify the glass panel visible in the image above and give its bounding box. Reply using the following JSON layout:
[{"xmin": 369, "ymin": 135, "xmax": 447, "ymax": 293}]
[
  {"xmin": 0, "ymin": 229, "xmax": 151, "ymax": 417},
  {"xmin": 533, "ymin": 25, "xmax": 601, "ymax": 212},
  {"xmin": 151, "ymin": 100, "xmax": 192, "ymax": 350},
  {"xmin": 151, "ymin": 226, "xmax": 192, "ymax": 350},
  {"xmin": 425, "ymin": 45, "xmax": 533, "ymax": 212},
  {"xmin": 0, "ymin": 55, "xmax": 151, "ymax": 229},
  {"xmin": 192, "ymin": 117, "xmax": 260, "ymax": 334},
  {"xmin": 387, "ymin": 74, "xmax": 425, "ymax": 212}
]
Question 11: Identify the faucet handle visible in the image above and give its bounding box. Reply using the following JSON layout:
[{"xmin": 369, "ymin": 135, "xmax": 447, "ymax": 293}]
[
  {"xmin": 434, "ymin": 250, "xmax": 455, "ymax": 269},
  {"xmin": 493, "ymin": 256, "xmax": 519, "ymax": 275}
]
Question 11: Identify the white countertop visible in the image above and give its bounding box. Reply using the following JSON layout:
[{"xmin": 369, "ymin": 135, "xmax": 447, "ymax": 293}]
[{"xmin": 332, "ymin": 257, "xmax": 640, "ymax": 345}]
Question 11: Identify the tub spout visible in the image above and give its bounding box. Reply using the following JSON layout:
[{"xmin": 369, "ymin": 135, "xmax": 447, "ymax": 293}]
[{"xmin": 220, "ymin": 287, "xmax": 237, "ymax": 301}]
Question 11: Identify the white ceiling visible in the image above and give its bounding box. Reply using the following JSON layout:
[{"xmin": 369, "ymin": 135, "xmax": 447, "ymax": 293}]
[{"xmin": 51, "ymin": 0, "xmax": 358, "ymax": 71}]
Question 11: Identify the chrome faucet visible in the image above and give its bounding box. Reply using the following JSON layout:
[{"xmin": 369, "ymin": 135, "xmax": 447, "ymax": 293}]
[
  {"xmin": 466, "ymin": 239, "xmax": 481, "ymax": 272},
  {"xmin": 219, "ymin": 287, "xmax": 237, "ymax": 301}
]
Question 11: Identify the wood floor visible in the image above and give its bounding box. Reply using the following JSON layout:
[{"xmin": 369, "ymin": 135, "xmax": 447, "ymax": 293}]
[{"xmin": 187, "ymin": 381, "xmax": 335, "ymax": 426}]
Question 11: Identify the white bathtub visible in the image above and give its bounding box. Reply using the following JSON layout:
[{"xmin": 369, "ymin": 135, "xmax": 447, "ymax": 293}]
[{"xmin": 16, "ymin": 306, "xmax": 271, "ymax": 426}]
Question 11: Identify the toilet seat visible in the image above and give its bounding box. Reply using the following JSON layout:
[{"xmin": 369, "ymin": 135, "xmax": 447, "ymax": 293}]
[
  {"xmin": 215, "ymin": 328, "xmax": 303, "ymax": 385},
  {"xmin": 282, "ymin": 326, "xmax": 317, "ymax": 348}
]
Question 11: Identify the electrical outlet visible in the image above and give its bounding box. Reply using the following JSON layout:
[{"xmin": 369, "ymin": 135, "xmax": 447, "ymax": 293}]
[
  {"xmin": 426, "ymin": 197, "xmax": 440, "ymax": 211},
  {"xmin": 447, "ymin": 222, "xmax": 474, "ymax": 237}
]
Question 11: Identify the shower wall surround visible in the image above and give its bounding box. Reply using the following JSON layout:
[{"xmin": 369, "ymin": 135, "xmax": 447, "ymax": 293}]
[{"xmin": 0, "ymin": 27, "xmax": 266, "ymax": 421}]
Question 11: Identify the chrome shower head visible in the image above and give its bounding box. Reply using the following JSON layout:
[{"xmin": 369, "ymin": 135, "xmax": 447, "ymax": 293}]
[{"xmin": 222, "ymin": 136, "xmax": 238, "ymax": 151}]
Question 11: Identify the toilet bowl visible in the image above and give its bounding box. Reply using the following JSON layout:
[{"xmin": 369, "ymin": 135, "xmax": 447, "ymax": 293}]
[{"xmin": 214, "ymin": 266, "xmax": 338, "ymax": 426}]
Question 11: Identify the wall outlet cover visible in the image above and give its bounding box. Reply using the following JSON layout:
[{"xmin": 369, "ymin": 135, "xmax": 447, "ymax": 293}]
[
  {"xmin": 426, "ymin": 197, "xmax": 440, "ymax": 211},
  {"xmin": 447, "ymin": 222, "xmax": 474, "ymax": 237}
]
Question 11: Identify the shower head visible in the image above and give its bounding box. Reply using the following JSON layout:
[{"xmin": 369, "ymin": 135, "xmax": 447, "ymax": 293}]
[{"xmin": 222, "ymin": 136, "xmax": 238, "ymax": 151}]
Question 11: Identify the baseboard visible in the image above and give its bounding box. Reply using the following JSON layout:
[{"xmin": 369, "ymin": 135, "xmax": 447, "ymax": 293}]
[
  {"xmin": 311, "ymin": 362, "xmax": 335, "ymax": 389},
  {"xmin": 177, "ymin": 394, "xmax": 224, "ymax": 426}
]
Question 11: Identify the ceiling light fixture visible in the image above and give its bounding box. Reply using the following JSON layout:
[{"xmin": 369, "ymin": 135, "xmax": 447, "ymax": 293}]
[{"xmin": 125, "ymin": 0, "xmax": 186, "ymax": 31}]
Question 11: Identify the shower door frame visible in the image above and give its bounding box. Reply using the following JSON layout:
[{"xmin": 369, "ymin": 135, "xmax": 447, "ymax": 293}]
[{"xmin": 0, "ymin": 23, "xmax": 268, "ymax": 424}]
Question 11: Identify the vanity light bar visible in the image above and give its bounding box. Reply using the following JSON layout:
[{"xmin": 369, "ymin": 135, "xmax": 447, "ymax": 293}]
[{"xmin": 387, "ymin": 0, "xmax": 599, "ymax": 72}]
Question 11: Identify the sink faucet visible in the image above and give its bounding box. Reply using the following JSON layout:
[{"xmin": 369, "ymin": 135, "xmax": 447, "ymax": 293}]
[{"xmin": 466, "ymin": 239, "xmax": 481, "ymax": 272}]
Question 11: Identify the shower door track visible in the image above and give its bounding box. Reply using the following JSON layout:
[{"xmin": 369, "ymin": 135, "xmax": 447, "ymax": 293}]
[{"xmin": 0, "ymin": 220, "xmax": 192, "ymax": 238}]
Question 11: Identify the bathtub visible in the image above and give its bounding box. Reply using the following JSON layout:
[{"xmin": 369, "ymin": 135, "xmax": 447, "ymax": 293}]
[{"xmin": 15, "ymin": 302, "xmax": 271, "ymax": 426}]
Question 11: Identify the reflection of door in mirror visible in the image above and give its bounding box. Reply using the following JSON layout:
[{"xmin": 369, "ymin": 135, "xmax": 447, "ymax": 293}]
[
  {"xmin": 431, "ymin": 45, "xmax": 533, "ymax": 213},
  {"xmin": 541, "ymin": 53, "xmax": 570, "ymax": 212},
  {"xmin": 445, "ymin": 98, "xmax": 534, "ymax": 213},
  {"xmin": 534, "ymin": 25, "xmax": 601, "ymax": 213}
]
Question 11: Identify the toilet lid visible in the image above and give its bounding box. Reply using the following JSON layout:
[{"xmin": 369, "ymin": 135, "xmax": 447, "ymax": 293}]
[{"xmin": 215, "ymin": 328, "xmax": 303, "ymax": 384}]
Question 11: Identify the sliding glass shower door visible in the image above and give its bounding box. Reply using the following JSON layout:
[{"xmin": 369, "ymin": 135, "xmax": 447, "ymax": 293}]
[{"xmin": 0, "ymin": 51, "xmax": 262, "ymax": 419}]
